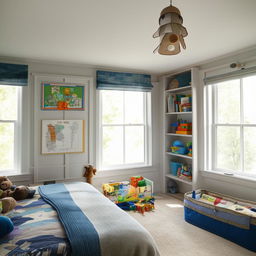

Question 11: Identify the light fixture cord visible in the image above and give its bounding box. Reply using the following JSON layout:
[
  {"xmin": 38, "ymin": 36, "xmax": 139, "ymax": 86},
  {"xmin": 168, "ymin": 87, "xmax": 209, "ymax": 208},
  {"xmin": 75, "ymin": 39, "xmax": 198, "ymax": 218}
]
[{"xmin": 170, "ymin": 0, "xmax": 173, "ymax": 6}]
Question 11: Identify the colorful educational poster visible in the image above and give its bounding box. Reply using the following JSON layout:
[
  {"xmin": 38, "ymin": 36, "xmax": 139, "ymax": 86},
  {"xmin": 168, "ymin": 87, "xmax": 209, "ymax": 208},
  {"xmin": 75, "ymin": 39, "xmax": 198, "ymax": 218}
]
[
  {"xmin": 42, "ymin": 120, "xmax": 84, "ymax": 154},
  {"xmin": 41, "ymin": 83, "xmax": 84, "ymax": 110}
]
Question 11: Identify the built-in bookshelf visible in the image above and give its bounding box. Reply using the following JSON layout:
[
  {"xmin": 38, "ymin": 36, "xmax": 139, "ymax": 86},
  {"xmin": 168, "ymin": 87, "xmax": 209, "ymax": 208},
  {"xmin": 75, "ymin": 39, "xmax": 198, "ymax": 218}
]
[{"xmin": 162, "ymin": 68, "xmax": 198, "ymax": 194}]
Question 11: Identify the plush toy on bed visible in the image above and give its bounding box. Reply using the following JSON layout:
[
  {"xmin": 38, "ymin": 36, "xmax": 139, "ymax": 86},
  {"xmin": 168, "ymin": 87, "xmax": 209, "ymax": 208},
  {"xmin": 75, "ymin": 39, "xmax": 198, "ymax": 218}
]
[
  {"xmin": 8, "ymin": 185, "xmax": 36, "ymax": 201},
  {"xmin": 83, "ymin": 165, "xmax": 97, "ymax": 184},
  {"xmin": 0, "ymin": 198, "xmax": 15, "ymax": 238},
  {"xmin": 0, "ymin": 176, "xmax": 35, "ymax": 201},
  {"xmin": 0, "ymin": 176, "xmax": 13, "ymax": 191}
]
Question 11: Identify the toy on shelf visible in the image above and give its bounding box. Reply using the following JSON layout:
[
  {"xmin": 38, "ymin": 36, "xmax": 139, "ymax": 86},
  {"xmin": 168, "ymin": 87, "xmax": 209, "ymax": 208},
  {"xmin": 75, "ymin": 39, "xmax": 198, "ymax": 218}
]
[
  {"xmin": 167, "ymin": 179, "xmax": 178, "ymax": 194},
  {"xmin": 102, "ymin": 176, "xmax": 154, "ymax": 214},
  {"xmin": 176, "ymin": 121, "xmax": 192, "ymax": 135},
  {"xmin": 170, "ymin": 140, "xmax": 193, "ymax": 156},
  {"xmin": 177, "ymin": 164, "xmax": 192, "ymax": 181},
  {"xmin": 186, "ymin": 142, "xmax": 192, "ymax": 157},
  {"xmin": 170, "ymin": 119, "xmax": 192, "ymax": 135},
  {"xmin": 170, "ymin": 161, "xmax": 182, "ymax": 176}
]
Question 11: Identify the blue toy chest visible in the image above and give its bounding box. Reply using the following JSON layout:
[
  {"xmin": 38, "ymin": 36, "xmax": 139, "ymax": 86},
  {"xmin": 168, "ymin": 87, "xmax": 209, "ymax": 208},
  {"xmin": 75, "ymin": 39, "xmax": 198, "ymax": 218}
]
[{"xmin": 184, "ymin": 190, "xmax": 256, "ymax": 252}]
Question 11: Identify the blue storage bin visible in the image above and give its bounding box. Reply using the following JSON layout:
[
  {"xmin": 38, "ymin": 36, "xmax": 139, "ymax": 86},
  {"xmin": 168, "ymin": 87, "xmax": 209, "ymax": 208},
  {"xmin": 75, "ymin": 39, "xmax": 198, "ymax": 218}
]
[
  {"xmin": 170, "ymin": 161, "xmax": 182, "ymax": 176},
  {"xmin": 184, "ymin": 190, "xmax": 256, "ymax": 252}
]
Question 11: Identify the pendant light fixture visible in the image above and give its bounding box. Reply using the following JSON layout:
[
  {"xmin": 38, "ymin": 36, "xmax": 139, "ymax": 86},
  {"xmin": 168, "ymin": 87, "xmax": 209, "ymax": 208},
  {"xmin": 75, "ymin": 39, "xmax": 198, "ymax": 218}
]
[{"xmin": 153, "ymin": 0, "xmax": 188, "ymax": 55}]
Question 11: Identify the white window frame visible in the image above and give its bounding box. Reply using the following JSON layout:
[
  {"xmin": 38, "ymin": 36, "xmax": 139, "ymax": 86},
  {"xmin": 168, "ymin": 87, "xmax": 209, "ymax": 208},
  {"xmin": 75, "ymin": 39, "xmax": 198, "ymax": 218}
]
[
  {"xmin": 205, "ymin": 74, "xmax": 256, "ymax": 178},
  {"xmin": 0, "ymin": 86, "xmax": 22, "ymax": 173},
  {"xmin": 97, "ymin": 90, "xmax": 152, "ymax": 171}
]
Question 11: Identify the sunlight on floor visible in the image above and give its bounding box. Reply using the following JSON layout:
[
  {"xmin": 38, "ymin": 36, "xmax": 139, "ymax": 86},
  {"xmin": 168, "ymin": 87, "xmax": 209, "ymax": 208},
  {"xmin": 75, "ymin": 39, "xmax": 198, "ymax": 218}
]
[{"xmin": 166, "ymin": 203, "xmax": 183, "ymax": 208}]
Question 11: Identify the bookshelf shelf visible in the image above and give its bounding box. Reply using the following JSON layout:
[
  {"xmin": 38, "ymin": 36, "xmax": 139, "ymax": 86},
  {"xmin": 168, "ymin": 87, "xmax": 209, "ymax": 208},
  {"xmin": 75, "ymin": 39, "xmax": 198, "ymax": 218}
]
[
  {"xmin": 166, "ymin": 152, "xmax": 193, "ymax": 160},
  {"xmin": 166, "ymin": 111, "xmax": 192, "ymax": 115},
  {"xmin": 165, "ymin": 174, "xmax": 192, "ymax": 185},
  {"xmin": 166, "ymin": 133, "xmax": 192, "ymax": 138},
  {"xmin": 165, "ymin": 85, "xmax": 192, "ymax": 93}
]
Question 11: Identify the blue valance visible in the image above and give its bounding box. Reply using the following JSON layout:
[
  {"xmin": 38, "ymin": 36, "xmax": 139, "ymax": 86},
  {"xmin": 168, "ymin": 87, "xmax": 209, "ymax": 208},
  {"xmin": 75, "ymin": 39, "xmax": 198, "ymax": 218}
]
[
  {"xmin": 96, "ymin": 70, "xmax": 153, "ymax": 91},
  {"xmin": 0, "ymin": 63, "xmax": 28, "ymax": 86}
]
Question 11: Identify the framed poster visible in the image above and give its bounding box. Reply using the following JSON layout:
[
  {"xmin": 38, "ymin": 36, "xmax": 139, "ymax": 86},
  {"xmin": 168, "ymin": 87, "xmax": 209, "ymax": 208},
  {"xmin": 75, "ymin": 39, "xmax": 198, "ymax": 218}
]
[
  {"xmin": 41, "ymin": 83, "xmax": 84, "ymax": 110},
  {"xmin": 42, "ymin": 120, "xmax": 84, "ymax": 154}
]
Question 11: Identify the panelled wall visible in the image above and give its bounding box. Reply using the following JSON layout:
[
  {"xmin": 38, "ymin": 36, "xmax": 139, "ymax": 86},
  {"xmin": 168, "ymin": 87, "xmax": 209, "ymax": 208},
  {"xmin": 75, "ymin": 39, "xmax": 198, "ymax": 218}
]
[{"xmin": 0, "ymin": 59, "xmax": 162, "ymax": 192}]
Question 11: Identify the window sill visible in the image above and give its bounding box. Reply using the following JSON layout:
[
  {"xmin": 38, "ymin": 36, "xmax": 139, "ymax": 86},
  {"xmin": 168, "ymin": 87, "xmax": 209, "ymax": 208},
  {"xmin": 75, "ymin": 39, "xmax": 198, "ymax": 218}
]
[
  {"xmin": 200, "ymin": 170, "xmax": 256, "ymax": 189},
  {"xmin": 0, "ymin": 171, "xmax": 32, "ymax": 183},
  {"xmin": 100, "ymin": 164, "xmax": 152, "ymax": 172},
  {"xmin": 96, "ymin": 165, "xmax": 156, "ymax": 178}
]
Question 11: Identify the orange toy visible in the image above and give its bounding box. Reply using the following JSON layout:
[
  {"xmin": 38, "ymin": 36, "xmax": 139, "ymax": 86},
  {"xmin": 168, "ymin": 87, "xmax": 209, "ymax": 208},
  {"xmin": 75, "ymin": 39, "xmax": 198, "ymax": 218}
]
[{"xmin": 130, "ymin": 176, "xmax": 143, "ymax": 187}]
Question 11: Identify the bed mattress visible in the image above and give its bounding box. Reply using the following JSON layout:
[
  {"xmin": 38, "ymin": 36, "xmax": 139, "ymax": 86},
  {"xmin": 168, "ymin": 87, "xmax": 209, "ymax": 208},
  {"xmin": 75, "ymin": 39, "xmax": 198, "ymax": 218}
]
[{"xmin": 0, "ymin": 182, "xmax": 159, "ymax": 256}]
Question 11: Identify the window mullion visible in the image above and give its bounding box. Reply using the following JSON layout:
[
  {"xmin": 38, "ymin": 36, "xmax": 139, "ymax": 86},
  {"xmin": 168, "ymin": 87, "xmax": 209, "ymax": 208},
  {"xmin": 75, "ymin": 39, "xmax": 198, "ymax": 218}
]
[
  {"xmin": 144, "ymin": 93, "xmax": 147, "ymax": 164},
  {"xmin": 240, "ymin": 78, "xmax": 244, "ymax": 173},
  {"xmin": 212, "ymin": 85, "xmax": 217, "ymax": 171},
  {"xmin": 123, "ymin": 91, "xmax": 126, "ymax": 165}
]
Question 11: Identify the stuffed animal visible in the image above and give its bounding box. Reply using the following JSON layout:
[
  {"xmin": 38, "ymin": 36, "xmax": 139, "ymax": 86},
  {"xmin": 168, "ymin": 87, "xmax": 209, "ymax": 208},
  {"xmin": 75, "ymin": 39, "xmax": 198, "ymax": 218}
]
[
  {"xmin": 0, "ymin": 197, "xmax": 17, "ymax": 214},
  {"xmin": 8, "ymin": 186, "xmax": 36, "ymax": 201},
  {"xmin": 83, "ymin": 165, "xmax": 96, "ymax": 184},
  {"xmin": 0, "ymin": 216, "xmax": 14, "ymax": 238},
  {"xmin": 0, "ymin": 176, "xmax": 13, "ymax": 191}
]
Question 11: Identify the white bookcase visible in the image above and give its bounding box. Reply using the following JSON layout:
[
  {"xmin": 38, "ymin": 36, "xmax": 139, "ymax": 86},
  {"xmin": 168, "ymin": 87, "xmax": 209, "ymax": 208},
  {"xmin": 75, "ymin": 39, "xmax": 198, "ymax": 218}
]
[{"xmin": 162, "ymin": 68, "xmax": 199, "ymax": 194}]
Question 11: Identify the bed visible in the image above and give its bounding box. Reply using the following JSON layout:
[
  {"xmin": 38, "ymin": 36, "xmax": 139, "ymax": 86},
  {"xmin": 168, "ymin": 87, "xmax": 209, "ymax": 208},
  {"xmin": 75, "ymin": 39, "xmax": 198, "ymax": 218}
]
[{"xmin": 0, "ymin": 182, "xmax": 160, "ymax": 256}]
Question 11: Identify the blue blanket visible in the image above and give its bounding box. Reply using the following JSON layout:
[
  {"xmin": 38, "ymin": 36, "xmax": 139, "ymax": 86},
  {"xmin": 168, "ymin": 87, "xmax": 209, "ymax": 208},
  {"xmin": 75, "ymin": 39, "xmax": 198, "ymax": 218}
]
[{"xmin": 39, "ymin": 183, "xmax": 101, "ymax": 256}]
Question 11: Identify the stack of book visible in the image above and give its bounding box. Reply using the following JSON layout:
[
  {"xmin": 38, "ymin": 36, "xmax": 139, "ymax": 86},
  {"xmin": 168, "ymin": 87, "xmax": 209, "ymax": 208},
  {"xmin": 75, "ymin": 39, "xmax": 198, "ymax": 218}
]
[{"xmin": 167, "ymin": 93, "xmax": 192, "ymax": 113}]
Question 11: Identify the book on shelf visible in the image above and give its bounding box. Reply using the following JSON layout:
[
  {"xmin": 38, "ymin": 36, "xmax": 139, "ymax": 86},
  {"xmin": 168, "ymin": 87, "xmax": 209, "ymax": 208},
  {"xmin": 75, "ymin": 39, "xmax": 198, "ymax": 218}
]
[
  {"xmin": 167, "ymin": 93, "xmax": 175, "ymax": 112},
  {"xmin": 167, "ymin": 93, "xmax": 192, "ymax": 113}
]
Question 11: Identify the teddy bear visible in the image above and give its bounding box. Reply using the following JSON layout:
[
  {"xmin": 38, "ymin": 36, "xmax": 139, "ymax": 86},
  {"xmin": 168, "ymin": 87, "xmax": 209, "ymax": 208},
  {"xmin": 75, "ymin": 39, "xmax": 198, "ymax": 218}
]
[
  {"xmin": 0, "ymin": 197, "xmax": 17, "ymax": 214},
  {"xmin": 0, "ymin": 176, "xmax": 35, "ymax": 203},
  {"xmin": 8, "ymin": 185, "xmax": 36, "ymax": 201},
  {"xmin": 83, "ymin": 165, "xmax": 97, "ymax": 184},
  {"xmin": 0, "ymin": 176, "xmax": 13, "ymax": 191}
]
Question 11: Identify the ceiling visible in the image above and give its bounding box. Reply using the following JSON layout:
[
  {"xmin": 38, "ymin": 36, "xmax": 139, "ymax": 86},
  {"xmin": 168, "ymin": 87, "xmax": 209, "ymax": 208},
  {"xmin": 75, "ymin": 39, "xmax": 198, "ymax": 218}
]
[{"xmin": 0, "ymin": 0, "xmax": 256, "ymax": 74}]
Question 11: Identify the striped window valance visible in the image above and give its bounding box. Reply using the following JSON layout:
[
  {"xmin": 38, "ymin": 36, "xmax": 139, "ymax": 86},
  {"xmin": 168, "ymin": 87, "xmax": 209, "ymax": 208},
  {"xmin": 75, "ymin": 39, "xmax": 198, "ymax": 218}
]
[
  {"xmin": 0, "ymin": 63, "xmax": 28, "ymax": 86},
  {"xmin": 96, "ymin": 70, "xmax": 153, "ymax": 92}
]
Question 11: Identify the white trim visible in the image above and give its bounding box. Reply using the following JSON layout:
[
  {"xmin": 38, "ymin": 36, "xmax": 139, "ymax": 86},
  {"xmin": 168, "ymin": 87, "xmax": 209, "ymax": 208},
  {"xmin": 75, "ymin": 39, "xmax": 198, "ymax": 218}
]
[
  {"xmin": 0, "ymin": 86, "xmax": 22, "ymax": 173},
  {"xmin": 200, "ymin": 170, "xmax": 256, "ymax": 189},
  {"xmin": 205, "ymin": 73, "xmax": 256, "ymax": 177}
]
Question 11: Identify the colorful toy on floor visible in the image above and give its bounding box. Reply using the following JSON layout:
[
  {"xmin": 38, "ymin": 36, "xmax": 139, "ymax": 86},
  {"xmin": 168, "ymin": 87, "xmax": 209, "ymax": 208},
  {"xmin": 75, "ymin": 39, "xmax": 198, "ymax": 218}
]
[{"xmin": 103, "ymin": 176, "xmax": 155, "ymax": 214}]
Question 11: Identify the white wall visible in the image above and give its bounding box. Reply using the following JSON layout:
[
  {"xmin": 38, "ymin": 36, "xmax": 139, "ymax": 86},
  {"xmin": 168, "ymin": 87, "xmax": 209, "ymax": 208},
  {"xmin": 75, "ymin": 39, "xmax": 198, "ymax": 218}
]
[{"xmin": 0, "ymin": 58, "xmax": 162, "ymax": 192}]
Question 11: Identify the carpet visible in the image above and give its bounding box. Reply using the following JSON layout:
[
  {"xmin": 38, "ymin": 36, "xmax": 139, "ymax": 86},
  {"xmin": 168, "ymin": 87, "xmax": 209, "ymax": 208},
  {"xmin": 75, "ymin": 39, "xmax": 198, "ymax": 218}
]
[{"xmin": 129, "ymin": 194, "xmax": 255, "ymax": 256}]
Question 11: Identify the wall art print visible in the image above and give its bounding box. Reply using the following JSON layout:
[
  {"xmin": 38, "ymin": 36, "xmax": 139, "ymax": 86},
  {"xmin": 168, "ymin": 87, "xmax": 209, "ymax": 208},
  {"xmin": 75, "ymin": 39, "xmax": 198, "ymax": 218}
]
[
  {"xmin": 41, "ymin": 120, "xmax": 84, "ymax": 154},
  {"xmin": 41, "ymin": 82, "xmax": 84, "ymax": 110}
]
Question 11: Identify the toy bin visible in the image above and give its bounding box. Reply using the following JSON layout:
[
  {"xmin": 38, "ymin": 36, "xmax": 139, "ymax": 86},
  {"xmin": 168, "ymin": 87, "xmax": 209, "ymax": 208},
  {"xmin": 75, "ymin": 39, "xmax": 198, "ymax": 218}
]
[
  {"xmin": 170, "ymin": 161, "xmax": 182, "ymax": 176},
  {"xmin": 184, "ymin": 190, "xmax": 256, "ymax": 252},
  {"xmin": 102, "ymin": 177, "xmax": 153, "ymax": 203}
]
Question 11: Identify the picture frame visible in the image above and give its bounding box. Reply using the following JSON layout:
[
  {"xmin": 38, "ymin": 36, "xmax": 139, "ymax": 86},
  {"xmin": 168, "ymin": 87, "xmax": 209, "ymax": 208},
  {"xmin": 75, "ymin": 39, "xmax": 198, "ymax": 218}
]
[
  {"xmin": 41, "ymin": 120, "xmax": 84, "ymax": 154},
  {"xmin": 41, "ymin": 82, "xmax": 84, "ymax": 110}
]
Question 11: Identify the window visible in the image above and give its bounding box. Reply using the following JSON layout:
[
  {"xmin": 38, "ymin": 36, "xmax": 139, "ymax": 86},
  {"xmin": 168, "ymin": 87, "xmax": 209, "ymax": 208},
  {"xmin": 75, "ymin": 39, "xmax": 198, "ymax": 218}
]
[
  {"xmin": 205, "ymin": 74, "xmax": 256, "ymax": 177},
  {"xmin": 98, "ymin": 90, "xmax": 151, "ymax": 170},
  {"xmin": 0, "ymin": 85, "xmax": 21, "ymax": 172}
]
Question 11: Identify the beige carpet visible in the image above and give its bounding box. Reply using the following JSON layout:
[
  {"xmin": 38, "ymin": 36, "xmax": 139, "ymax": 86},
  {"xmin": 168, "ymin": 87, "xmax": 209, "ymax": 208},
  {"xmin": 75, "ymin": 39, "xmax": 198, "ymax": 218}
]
[{"xmin": 129, "ymin": 194, "xmax": 255, "ymax": 256}]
